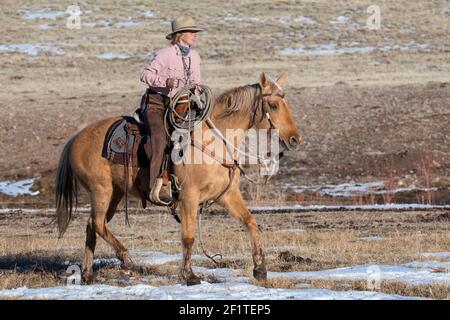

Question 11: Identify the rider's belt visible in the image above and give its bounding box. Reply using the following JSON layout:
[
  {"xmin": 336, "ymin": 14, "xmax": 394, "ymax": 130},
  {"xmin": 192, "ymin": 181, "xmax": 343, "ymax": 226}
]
[{"xmin": 146, "ymin": 88, "xmax": 170, "ymax": 105}]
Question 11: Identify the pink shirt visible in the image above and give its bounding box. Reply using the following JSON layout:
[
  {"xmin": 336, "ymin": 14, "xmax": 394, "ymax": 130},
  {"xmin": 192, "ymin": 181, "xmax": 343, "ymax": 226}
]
[{"xmin": 140, "ymin": 44, "xmax": 201, "ymax": 98}]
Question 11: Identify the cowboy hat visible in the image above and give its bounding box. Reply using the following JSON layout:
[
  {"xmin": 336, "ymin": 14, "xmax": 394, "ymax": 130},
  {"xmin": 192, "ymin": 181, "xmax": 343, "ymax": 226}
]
[{"xmin": 165, "ymin": 17, "xmax": 204, "ymax": 40}]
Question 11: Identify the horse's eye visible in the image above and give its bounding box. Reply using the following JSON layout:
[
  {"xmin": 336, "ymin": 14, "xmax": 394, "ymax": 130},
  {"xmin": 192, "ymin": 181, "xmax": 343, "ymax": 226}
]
[{"xmin": 269, "ymin": 102, "xmax": 278, "ymax": 110}]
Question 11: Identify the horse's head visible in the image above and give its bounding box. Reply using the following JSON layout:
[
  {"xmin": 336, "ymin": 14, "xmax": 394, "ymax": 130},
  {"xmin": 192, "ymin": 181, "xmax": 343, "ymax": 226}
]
[{"xmin": 254, "ymin": 72, "xmax": 302, "ymax": 151}]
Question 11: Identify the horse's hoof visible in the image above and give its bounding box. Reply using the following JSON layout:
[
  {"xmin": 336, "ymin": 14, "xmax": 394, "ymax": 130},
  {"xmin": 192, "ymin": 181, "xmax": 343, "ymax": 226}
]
[
  {"xmin": 253, "ymin": 264, "xmax": 267, "ymax": 281},
  {"xmin": 120, "ymin": 262, "xmax": 131, "ymax": 271},
  {"xmin": 121, "ymin": 261, "xmax": 144, "ymax": 275},
  {"xmin": 82, "ymin": 271, "xmax": 95, "ymax": 284},
  {"xmin": 186, "ymin": 275, "xmax": 202, "ymax": 286}
]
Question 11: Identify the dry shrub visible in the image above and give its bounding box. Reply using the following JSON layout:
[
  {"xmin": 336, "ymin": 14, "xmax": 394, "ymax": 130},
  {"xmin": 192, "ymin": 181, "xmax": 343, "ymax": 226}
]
[{"xmin": 250, "ymin": 277, "xmax": 300, "ymax": 289}]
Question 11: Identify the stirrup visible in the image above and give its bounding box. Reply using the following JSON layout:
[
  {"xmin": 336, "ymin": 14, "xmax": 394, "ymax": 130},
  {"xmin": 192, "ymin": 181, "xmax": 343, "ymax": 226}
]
[{"xmin": 150, "ymin": 178, "xmax": 172, "ymax": 206}]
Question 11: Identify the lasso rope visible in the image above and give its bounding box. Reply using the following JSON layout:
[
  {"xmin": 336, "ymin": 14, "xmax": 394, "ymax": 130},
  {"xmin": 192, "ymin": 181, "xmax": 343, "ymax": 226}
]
[{"xmin": 164, "ymin": 84, "xmax": 214, "ymax": 134}]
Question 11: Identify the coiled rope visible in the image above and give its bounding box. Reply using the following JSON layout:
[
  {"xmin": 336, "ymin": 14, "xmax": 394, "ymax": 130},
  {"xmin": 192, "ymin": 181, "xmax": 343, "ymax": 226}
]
[{"xmin": 164, "ymin": 84, "xmax": 214, "ymax": 135}]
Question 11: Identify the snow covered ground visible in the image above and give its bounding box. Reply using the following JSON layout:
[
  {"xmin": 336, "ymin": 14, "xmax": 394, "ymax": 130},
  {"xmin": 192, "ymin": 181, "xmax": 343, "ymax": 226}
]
[
  {"xmin": 2, "ymin": 202, "xmax": 449, "ymax": 215},
  {"xmin": 283, "ymin": 181, "xmax": 443, "ymax": 197},
  {"xmin": 0, "ymin": 178, "xmax": 39, "ymax": 196},
  {"xmin": 248, "ymin": 203, "xmax": 450, "ymax": 212},
  {"xmin": 0, "ymin": 250, "xmax": 447, "ymax": 300},
  {"xmin": 0, "ymin": 282, "xmax": 422, "ymax": 300}
]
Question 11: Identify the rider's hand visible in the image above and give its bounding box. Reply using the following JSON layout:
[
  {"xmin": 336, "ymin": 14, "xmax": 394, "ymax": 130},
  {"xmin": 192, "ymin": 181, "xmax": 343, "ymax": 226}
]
[
  {"xmin": 166, "ymin": 78, "xmax": 179, "ymax": 88},
  {"xmin": 195, "ymin": 84, "xmax": 202, "ymax": 93}
]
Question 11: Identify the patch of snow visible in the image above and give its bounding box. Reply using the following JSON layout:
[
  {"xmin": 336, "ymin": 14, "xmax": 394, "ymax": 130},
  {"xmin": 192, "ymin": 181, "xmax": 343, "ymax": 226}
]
[
  {"xmin": 137, "ymin": 52, "xmax": 155, "ymax": 60},
  {"xmin": 38, "ymin": 24, "xmax": 54, "ymax": 30},
  {"xmin": 93, "ymin": 258, "xmax": 122, "ymax": 268},
  {"xmin": 194, "ymin": 266, "xmax": 245, "ymax": 282},
  {"xmin": 357, "ymin": 236, "xmax": 382, "ymax": 241},
  {"xmin": 0, "ymin": 282, "xmax": 423, "ymax": 300},
  {"xmin": 22, "ymin": 10, "xmax": 65, "ymax": 20},
  {"xmin": 0, "ymin": 43, "xmax": 64, "ymax": 56},
  {"xmin": 284, "ymin": 181, "xmax": 440, "ymax": 197},
  {"xmin": 380, "ymin": 42, "xmax": 430, "ymax": 52},
  {"xmin": 277, "ymin": 228, "xmax": 305, "ymax": 233},
  {"xmin": 330, "ymin": 16, "xmax": 350, "ymax": 24},
  {"xmin": 280, "ymin": 42, "xmax": 430, "ymax": 57},
  {"xmin": 144, "ymin": 11, "xmax": 156, "ymax": 18},
  {"xmin": 162, "ymin": 239, "xmax": 177, "ymax": 243},
  {"xmin": 0, "ymin": 250, "xmax": 443, "ymax": 299},
  {"xmin": 278, "ymin": 16, "xmax": 291, "ymax": 25},
  {"xmin": 280, "ymin": 43, "xmax": 375, "ymax": 56},
  {"xmin": 421, "ymin": 252, "xmax": 450, "ymax": 259},
  {"xmin": 82, "ymin": 22, "xmax": 98, "ymax": 27},
  {"xmin": 96, "ymin": 53, "xmax": 130, "ymax": 60},
  {"xmin": 82, "ymin": 20, "xmax": 111, "ymax": 28},
  {"xmin": 269, "ymin": 264, "xmax": 450, "ymax": 285},
  {"xmin": 0, "ymin": 207, "xmax": 93, "ymax": 214},
  {"xmin": 249, "ymin": 203, "xmax": 450, "ymax": 212},
  {"xmin": 294, "ymin": 16, "xmax": 316, "ymax": 24},
  {"xmin": 405, "ymin": 261, "xmax": 450, "ymax": 270},
  {"xmin": 320, "ymin": 182, "xmax": 385, "ymax": 197},
  {"xmin": 115, "ymin": 21, "xmax": 143, "ymax": 28},
  {"xmin": 132, "ymin": 250, "xmax": 202, "ymax": 265},
  {"xmin": 211, "ymin": 14, "xmax": 262, "ymax": 24},
  {"xmin": 0, "ymin": 178, "xmax": 39, "ymax": 196}
]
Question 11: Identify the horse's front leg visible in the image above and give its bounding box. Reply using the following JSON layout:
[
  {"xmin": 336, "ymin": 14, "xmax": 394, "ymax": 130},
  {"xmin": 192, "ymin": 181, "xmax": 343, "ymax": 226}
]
[
  {"xmin": 220, "ymin": 188, "xmax": 267, "ymax": 281},
  {"xmin": 179, "ymin": 194, "xmax": 202, "ymax": 285}
]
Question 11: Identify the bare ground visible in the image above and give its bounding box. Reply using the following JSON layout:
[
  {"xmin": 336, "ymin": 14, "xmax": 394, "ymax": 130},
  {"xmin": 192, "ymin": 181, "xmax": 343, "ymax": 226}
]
[{"xmin": 0, "ymin": 0, "xmax": 449, "ymax": 297}]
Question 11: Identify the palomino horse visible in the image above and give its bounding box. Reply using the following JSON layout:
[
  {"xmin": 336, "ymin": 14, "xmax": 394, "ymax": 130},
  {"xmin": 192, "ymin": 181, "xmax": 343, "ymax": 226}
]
[{"xmin": 56, "ymin": 72, "xmax": 301, "ymax": 285}]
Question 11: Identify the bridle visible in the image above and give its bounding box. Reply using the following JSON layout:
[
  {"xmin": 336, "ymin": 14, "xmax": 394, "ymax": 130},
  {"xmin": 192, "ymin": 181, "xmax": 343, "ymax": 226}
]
[{"xmin": 254, "ymin": 84, "xmax": 296, "ymax": 152}]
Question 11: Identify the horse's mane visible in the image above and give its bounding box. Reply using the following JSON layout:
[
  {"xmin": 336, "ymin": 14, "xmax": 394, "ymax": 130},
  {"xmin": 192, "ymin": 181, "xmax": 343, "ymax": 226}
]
[{"xmin": 215, "ymin": 83, "xmax": 260, "ymax": 118}]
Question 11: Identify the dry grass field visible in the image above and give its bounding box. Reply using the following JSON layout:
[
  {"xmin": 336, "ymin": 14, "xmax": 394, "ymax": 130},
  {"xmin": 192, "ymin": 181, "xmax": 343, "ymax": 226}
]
[
  {"xmin": 0, "ymin": 208, "xmax": 448, "ymax": 298},
  {"xmin": 0, "ymin": 0, "xmax": 449, "ymax": 299}
]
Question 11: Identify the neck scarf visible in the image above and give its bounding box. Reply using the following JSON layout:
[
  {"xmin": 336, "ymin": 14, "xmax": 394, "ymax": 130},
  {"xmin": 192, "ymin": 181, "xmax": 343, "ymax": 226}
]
[{"xmin": 178, "ymin": 44, "xmax": 190, "ymax": 57}]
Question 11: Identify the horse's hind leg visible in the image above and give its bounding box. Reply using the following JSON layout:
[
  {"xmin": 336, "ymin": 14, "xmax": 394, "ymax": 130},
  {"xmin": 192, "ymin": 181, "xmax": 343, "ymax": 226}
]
[
  {"xmin": 82, "ymin": 186, "xmax": 114, "ymax": 283},
  {"xmin": 219, "ymin": 188, "xmax": 267, "ymax": 281},
  {"xmin": 106, "ymin": 187, "xmax": 124, "ymax": 223},
  {"xmin": 82, "ymin": 217, "xmax": 97, "ymax": 283},
  {"xmin": 102, "ymin": 188, "xmax": 132, "ymax": 266},
  {"xmin": 82, "ymin": 186, "xmax": 128, "ymax": 283}
]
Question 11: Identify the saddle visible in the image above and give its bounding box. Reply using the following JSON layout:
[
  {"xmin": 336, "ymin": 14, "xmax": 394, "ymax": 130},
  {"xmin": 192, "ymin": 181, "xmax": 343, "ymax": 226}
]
[{"xmin": 102, "ymin": 116, "xmax": 149, "ymax": 168}]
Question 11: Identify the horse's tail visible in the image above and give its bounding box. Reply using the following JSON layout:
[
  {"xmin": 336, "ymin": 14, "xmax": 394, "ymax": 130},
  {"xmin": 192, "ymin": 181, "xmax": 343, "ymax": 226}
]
[{"xmin": 55, "ymin": 136, "xmax": 78, "ymax": 238}]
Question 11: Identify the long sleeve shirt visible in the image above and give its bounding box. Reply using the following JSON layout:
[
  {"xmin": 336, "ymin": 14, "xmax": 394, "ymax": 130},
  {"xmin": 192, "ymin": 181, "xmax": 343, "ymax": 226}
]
[{"xmin": 140, "ymin": 44, "xmax": 201, "ymax": 98}]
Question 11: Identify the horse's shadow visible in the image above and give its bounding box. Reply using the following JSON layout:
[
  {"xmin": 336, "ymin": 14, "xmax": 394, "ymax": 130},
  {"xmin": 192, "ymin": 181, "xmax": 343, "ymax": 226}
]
[{"xmin": 0, "ymin": 251, "xmax": 157, "ymax": 283}]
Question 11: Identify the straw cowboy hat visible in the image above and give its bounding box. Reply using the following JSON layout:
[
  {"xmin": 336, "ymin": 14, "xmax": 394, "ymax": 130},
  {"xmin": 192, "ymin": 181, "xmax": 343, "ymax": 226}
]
[{"xmin": 166, "ymin": 17, "xmax": 204, "ymax": 40}]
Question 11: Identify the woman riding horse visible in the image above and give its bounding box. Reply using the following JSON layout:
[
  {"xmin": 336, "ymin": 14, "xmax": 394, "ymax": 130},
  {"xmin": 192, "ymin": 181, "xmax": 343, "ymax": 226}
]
[{"xmin": 140, "ymin": 16, "xmax": 203, "ymax": 204}]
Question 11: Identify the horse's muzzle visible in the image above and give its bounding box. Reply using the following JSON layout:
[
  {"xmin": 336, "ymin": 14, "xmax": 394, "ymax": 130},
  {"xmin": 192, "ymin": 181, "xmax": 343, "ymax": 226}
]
[{"xmin": 289, "ymin": 136, "xmax": 300, "ymax": 150}]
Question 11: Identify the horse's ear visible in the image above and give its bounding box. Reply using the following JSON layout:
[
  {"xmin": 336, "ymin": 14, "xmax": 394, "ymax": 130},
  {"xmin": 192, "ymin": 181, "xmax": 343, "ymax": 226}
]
[
  {"xmin": 260, "ymin": 72, "xmax": 270, "ymax": 89},
  {"xmin": 276, "ymin": 72, "xmax": 286, "ymax": 87}
]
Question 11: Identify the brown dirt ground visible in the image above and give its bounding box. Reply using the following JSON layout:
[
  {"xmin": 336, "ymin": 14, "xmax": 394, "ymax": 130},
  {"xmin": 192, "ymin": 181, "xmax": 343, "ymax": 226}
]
[
  {"xmin": 1, "ymin": 0, "xmax": 449, "ymax": 205},
  {"xmin": 0, "ymin": 0, "xmax": 449, "ymax": 297}
]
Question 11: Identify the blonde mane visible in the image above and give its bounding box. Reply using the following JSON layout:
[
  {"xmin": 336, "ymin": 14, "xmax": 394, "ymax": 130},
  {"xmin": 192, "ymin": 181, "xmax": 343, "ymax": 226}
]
[{"xmin": 215, "ymin": 83, "xmax": 260, "ymax": 118}]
